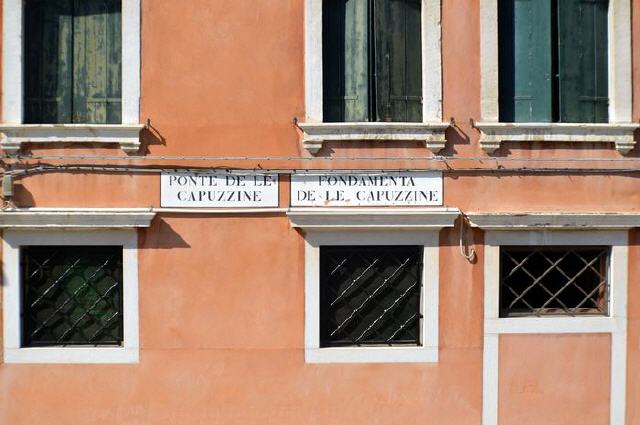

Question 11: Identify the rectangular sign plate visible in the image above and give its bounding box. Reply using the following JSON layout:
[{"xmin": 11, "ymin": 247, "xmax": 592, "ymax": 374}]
[
  {"xmin": 161, "ymin": 172, "xmax": 279, "ymax": 208},
  {"xmin": 290, "ymin": 172, "xmax": 443, "ymax": 207}
]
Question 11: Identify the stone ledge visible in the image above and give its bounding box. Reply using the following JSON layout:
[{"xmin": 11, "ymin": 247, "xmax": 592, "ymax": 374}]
[
  {"xmin": 288, "ymin": 207, "xmax": 460, "ymax": 230},
  {"xmin": 0, "ymin": 208, "xmax": 155, "ymax": 228},
  {"xmin": 0, "ymin": 123, "xmax": 145, "ymax": 153},
  {"xmin": 473, "ymin": 122, "xmax": 640, "ymax": 154},
  {"xmin": 298, "ymin": 122, "xmax": 450, "ymax": 155},
  {"xmin": 467, "ymin": 211, "xmax": 640, "ymax": 229}
]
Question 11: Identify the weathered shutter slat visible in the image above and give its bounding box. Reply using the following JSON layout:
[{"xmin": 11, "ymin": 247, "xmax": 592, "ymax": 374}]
[
  {"xmin": 374, "ymin": 0, "xmax": 422, "ymax": 122},
  {"xmin": 499, "ymin": 0, "xmax": 552, "ymax": 122},
  {"xmin": 24, "ymin": 0, "xmax": 73, "ymax": 124},
  {"xmin": 73, "ymin": 0, "xmax": 122, "ymax": 124},
  {"xmin": 323, "ymin": 0, "xmax": 369, "ymax": 122},
  {"xmin": 558, "ymin": 0, "xmax": 609, "ymax": 122}
]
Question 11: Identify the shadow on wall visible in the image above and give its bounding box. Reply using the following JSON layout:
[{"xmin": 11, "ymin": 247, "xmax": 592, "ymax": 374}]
[
  {"xmin": 626, "ymin": 128, "xmax": 640, "ymax": 158},
  {"xmin": 441, "ymin": 122, "xmax": 471, "ymax": 156},
  {"xmin": 137, "ymin": 120, "xmax": 166, "ymax": 155},
  {"xmin": 13, "ymin": 182, "xmax": 36, "ymax": 207},
  {"xmin": 139, "ymin": 218, "xmax": 191, "ymax": 249}
]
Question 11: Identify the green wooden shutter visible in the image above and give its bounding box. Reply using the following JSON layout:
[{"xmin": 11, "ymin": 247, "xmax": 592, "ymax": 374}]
[
  {"xmin": 498, "ymin": 0, "xmax": 553, "ymax": 122},
  {"xmin": 558, "ymin": 0, "xmax": 608, "ymax": 123},
  {"xmin": 373, "ymin": 0, "xmax": 422, "ymax": 122},
  {"xmin": 323, "ymin": 0, "xmax": 370, "ymax": 122},
  {"xmin": 73, "ymin": 0, "xmax": 122, "ymax": 124},
  {"xmin": 24, "ymin": 0, "xmax": 73, "ymax": 124}
]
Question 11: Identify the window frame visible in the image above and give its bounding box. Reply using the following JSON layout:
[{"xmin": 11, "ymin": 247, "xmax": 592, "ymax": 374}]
[
  {"xmin": 2, "ymin": 230, "xmax": 140, "ymax": 363},
  {"xmin": 476, "ymin": 0, "xmax": 638, "ymax": 154},
  {"xmin": 288, "ymin": 207, "xmax": 460, "ymax": 363},
  {"xmin": 301, "ymin": 0, "xmax": 448, "ymax": 155},
  {"xmin": 476, "ymin": 225, "xmax": 628, "ymax": 425},
  {"xmin": 304, "ymin": 230, "xmax": 439, "ymax": 363},
  {"xmin": 0, "ymin": 0, "xmax": 142, "ymax": 153}
]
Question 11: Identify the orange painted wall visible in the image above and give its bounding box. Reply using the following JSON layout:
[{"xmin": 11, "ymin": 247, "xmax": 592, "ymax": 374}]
[
  {"xmin": 498, "ymin": 334, "xmax": 611, "ymax": 425},
  {"xmin": 0, "ymin": 0, "xmax": 639, "ymax": 423}
]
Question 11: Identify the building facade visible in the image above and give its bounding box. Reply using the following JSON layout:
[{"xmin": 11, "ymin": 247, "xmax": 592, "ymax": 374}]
[{"xmin": 1, "ymin": 0, "xmax": 640, "ymax": 424}]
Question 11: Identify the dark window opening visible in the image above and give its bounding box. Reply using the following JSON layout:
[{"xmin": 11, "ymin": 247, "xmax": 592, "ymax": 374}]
[
  {"xmin": 323, "ymin": 0, "xmax": 422, "ymax": 123},
  {"xmin": 21, "ymin": 245, "xmax": 124, "ymax": 347},
  {"xmin": 24, "ymin": 0, "xmax": 122, "ymax": 124},
  {"xmin": 498, "ymin": 0, "xmax": 609, "ymax": 123},
  {"xmin": 320, "ymin": 245, "xmax": 422, "ymax": 347},
  {"xmin": 499, "ymin": 246, "xmax": 610, "ymax": 317}
]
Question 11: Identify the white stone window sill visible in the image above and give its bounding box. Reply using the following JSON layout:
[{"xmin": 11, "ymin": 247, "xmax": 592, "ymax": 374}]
[
  {"xmin": 4, "ymin": 346, "xmax": 138, "ymax": 364},
  {"xmin": 305, "ymin": 345, "xmax": 438, "ymax": 364},
  {"xmin": 474, "ymin": 122, "xmax": 640, "ymax": 154},
  {"xmin": 298, "ymin": 122, "xmax": 450, "ymax": 154},
  {"xmin": 0, "ymin": 123, "xmax": 145, "ymax": 153}
]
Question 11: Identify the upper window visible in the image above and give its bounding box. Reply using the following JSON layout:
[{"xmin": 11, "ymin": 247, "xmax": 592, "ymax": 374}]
[
  {"xmin": 24, "ymin": 0, "xmax": 122, "ymax": 124},
  {"xmin": 322, "ymin": 0, "xmax": 422, "ymax": 123},
  {"xmin": 498, "ymin": 0, "xmax": 608, "ymax": 123}
]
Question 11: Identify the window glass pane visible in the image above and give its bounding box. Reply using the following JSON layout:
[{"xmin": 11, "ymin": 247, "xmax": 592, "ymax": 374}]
[
  {"xmin": 24, "ymin": 0, "xmax": 74, "ymax": 124},
  {"xmin": 499, "ymin": 246, "xmax": 609, "ymax": 317},
  {"xmin": 320, "ymin": 245, "xmax": 422, "ymax": 347},
  {"xmin": 21, "ymin": 245, "xmax": 123, "ymax": 346},
  {"xmin": 323, "ymin": 0, "xmax": 370, "ymax": 122}
]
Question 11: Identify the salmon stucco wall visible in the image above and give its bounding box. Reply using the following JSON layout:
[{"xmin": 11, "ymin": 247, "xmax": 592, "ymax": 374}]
[{"xmin": 0, "ymin": 0, "xmax": 639, "ymax": 423}]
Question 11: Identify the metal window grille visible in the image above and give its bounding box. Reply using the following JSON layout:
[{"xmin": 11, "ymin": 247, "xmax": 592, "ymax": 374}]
[
  {"xmin": 499, "ymin": 246, "xmax": 610, "ymax": 317},
  {"xmin": 320, "ymin": 245, "xmax": 423, "ymax": 347},
  {"xmin": 21, "ymin": 246, "xmax": 123, "ymax": 346}
]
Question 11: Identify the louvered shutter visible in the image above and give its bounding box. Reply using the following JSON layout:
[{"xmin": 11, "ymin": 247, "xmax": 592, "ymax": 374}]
[
  {"xmin": 24, "ymin": 0, "xmax": 74, "ymax": 124},
  {"xmin": 323, "ymin": 0, "xmax": 370, "ymax": 122},
  {"xmin": 498, "ymin": 0, "xmax": 553, "ymax": 122},
  {"xmin": 73, "ymin": 0, "xmax": 122, "ymax": 124},
  {"xmin": 373, "ymin": 0, "xmax": 422, "ymax": 122},
  {"xmin": 558, "ymin": 0, "xmax": 608, "ymax": 122}
]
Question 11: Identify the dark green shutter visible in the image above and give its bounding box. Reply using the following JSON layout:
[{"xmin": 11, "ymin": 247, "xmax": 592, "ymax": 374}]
[
  {"xmin": 323, "ymin": 0, "xmax": 370, "ymax": 122},
  {"xmin": 24, "ymin": 0, "xmax": 73, "ymax": 124},
  {"xmin": 373, "ymin": 0, "xmax": 422, "ymax": 122},
  {"xmin": 73, "ymin": 0, "xmax": 122, "ymax": 124},
  {"xmin": 24, "ymin": 0, "xmax": 121, "ymax": 124},
  {"xmin": 498, "ymin": 0, "xmax": 553, "ymax": 122},
  {"xmin": 558, "ymin": 0, "xmax": 609, "ymax": 122}
]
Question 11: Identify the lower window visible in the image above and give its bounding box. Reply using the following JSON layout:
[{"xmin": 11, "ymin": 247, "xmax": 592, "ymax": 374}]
[
  {"xmin": 301, "ymin": 229, "xmax": 440, "ymax": 364},
  {"xmin": 320, "ymin": 245, "xmax": 423, "ymax": 347},
  {"xmin": 499, "ymin": 246, "xmax": 610, "ymax": 317},
  {"xmin": 3, "ymin": 230, "xmax": 139, "ymax": 363},
  {"xmin": 21, "ymin": 245, "xmax": 124, "ymax": 347}
]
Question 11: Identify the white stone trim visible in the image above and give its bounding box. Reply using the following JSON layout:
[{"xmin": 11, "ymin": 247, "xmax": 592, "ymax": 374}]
[
  {"xmin": 474, "ymin": 122, "xmax": 640, "ymax": 154},
  {"xmin": 298, "ymin": 122, "xmax": 450, "ymax": 154},
  {"xmin": 481, "ymin": 230, "xmax": 628, "ymax": 425},
  {"xmin": 303, "ymin": 230, "xmax": 440, "ymax": 363},
  {"xmin": 0, "ymin": 124, "xmax": 145, "ymax": 153},
  {"xmin": 302, "ymin": 0, "xmax": 448, "ymax": 154},
  {"xmin": 121, "ymin": 0, "xmax": 141, "ymax": 126},
  {"xmin": 1, "ymin": 0, "xmax": 142, "ymax": 152},
  {"xmin": 467, "ymin": 211, "xmax": 640, "ymax": 230},
  {"xmin": 3, "ymin": 230, "xmax": 140, "ymax": 363},
  {"xmin": 478, "ymin": 0, "xmax": 635, "ymax": 153},
  {"xmin": 2, "ymin": 0, "xmax": 22, "ymax": 124},
  {"xmin": 288, "ymin": 207, "xmax": 460, "ymax": 230},
  {"xmin": 0, "ymin": 208, "xmax": 155, "ymax": 229}
]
